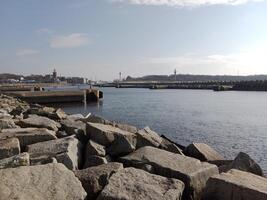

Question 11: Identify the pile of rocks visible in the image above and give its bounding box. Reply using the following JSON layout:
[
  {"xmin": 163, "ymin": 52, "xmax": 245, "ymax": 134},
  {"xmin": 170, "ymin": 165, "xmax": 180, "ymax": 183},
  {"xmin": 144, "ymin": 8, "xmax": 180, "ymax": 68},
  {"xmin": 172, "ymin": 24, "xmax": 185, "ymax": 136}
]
[{"xmin": 0, "ymin": 94, "xmax": 266, "ymax": 200}]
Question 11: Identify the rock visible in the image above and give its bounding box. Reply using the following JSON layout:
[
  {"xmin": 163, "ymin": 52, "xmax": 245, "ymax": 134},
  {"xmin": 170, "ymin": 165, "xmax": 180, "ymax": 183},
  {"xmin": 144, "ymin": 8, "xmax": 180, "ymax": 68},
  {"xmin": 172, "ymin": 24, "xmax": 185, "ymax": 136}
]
[
  {"xmin": 184, "ymin": 143, "xmax": 224, "ymax": 161},
  {"xmin": 54, "ymin": 108, "xmax": 67, "ymax": 119},
  {"xmin": 82, "ymin": 114, "xmax": 138, "ymax": 133},
  {"xmin": 83, "ymin": 155, "xmax": 110, "ymax": 168},
  {"xmin": 114, "ymin": 123, "xmax": 138, "ymax": 133},
  {"xmin": 86, "ymin": 122, "xmax": 136, "ymax": 147},
  {"xmin": 160, "ymin": 138, "xmax": 184, "ymax": 154},
  {"xmin": 0, "ymin": 128, "xmax": 57, "ymax": 149},
  {"xmin": 203, "ymin": 169, "xmax": 267, "ymax": 200},
  {"xmin": 0, "ymin": 163, "xmax": 87, "ymax": 200},
  {"xmin": 161, "ymin": 134, "xmax": 186, "ymax": 151},
  {"xmin": 0, "ymin": 137, "xmax": 20, "ymax": 159},
  {"xmin": 17, "ymin": 114, "xmax": 61, "ymax": 131},
  {"xmin": 67, "ymin": 114, "xmax": 85, "ymax": 121},
  {"xmin": 106, "ymin": 136, "xmax": 136, "ymax": 156},
  {"xmin": 56, "ymin": 130, "xmax": 69, "ymax": 138},
  {"xmin": 85, "ymin": 140, "xmax": 106, "ymax": 157},
  {"xmin": 30, "ymin": 154, "xmax": 58, "ymax": 165},
  {"xmin": 81, "ymin": 114, "xmax": 111, "ymax": 124},
  {"xmin": 60, "ymin": 119, "xmax": 86, "ymax": 141},
  {"xmin": 75, "ymin": 162, "xmax": 123, "ymax": 199},
  {"xmin": 97, "ymin": 167, "xmax": 185, "ymax": 200},
  {"xmin": 26, "ymin": 136, "xmax": 83, "ymax": 170},
  {"xmin": 119, "ymin": 146, "xmax": 219, "ymax": 200},
  {"xmin": 136, "ymin": 127, "xmax": 162, "ymax": 148},
  {"xmin": 0, "ymin": 118, "xmax": 18, "ymax": 129},
  {"xmin": 9, "ymin": 104, "xmax": 30, "ymax": 116},
  {"xmin": 222, "ymin": 152, "xmax": 263, "ymax": 176},
  {"xmin": 0, "ymin": 152, "xmax": 29, "ymax": 169}
]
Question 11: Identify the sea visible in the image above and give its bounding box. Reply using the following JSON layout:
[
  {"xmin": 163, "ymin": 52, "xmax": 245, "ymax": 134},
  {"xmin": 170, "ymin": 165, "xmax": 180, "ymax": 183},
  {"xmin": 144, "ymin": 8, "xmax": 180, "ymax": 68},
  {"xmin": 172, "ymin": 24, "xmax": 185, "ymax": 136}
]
[{"xmin": 54, "ymin": 87, "xmax": 267, "ymax": 173}]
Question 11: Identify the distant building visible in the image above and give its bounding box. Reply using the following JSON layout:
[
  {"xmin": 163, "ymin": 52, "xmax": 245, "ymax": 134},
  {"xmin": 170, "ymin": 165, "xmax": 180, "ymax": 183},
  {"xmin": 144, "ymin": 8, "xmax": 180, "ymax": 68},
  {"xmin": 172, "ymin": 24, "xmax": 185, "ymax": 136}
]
[{"xmin": 52, "ymin": 69, "xmax": 58, "ymax": 83}]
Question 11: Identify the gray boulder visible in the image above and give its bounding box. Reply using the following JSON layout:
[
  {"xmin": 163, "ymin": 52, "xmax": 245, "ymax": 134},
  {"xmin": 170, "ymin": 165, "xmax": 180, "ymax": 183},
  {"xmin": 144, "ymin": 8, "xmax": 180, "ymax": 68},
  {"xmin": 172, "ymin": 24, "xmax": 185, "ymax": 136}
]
[
  {"xmin": 75, "ymin": 162, "xmax": 123, "ymax": 199},
  {"xmin": 160, "ymin": 138, "xmax": 184, "ymax": 154},
  {"xmin": 203, "ymin": 169, "xmax": 267, "ymax": 200},
  {"xmin": 222, "ymin": 152, "xmax": 263, "ymax": 176},
  {"xmin": 83, "ymin": 155, "xmax": 110, "ymax": 169},
  {"xmin": 119, "ymin": 146, "xmax": 218, "ymax": 200},
  {"xmin": 0, "ymin": 163, "xmax": 87, "ymax": 200},
  {"xmin": 184, "ymin": 143, "xmax": 224, "ymax": 161},
  {"xmin": 97, "ymin": 167, "xmax": 185, "ymax": 200},
  {"xmin": 26, "ymin": 136, "xmax": 83, "ymax": 170},
  {"xmin": 0, "ymin": 118, "xmax": 18, "ymax": 129},
  {"xmin": 86, "ymin": 122, "xmax": 136, "ymax": 147},
  {"xmin": 136, "ymin": 127, "xmax": 163, "ymax": 148},
  {"xmin": 0, "ymin": 128, "xmax": 57, "ymax": 149},
  {"xmin": 85, "ymin": 140, "xmax": 106, "ymax": 157},
  {"xmin": 0, "ymin": 152, "xmax": 29, "ymax": 169},
  {"xmin": 17, "ymin": 114, "xmax": 61, "ymax": 131},
  {"xmin": 106, "ymin": 136, "xmax": 136, "ymax": 156},
  {"xmin": 0, "ymin": 137, "xmax": 20, "ymax": 159},
  {"xmin": 60, "ymin": 119, "xmax": 86, "ymax": 141}
]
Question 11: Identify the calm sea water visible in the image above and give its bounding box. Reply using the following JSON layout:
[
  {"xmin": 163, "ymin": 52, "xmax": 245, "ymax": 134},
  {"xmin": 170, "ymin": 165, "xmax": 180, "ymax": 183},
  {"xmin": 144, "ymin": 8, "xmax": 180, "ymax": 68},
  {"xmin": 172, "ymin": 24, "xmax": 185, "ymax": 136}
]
[{"xmin": 60, "ymin": 88, "xmax": 267, "ymax": 172}]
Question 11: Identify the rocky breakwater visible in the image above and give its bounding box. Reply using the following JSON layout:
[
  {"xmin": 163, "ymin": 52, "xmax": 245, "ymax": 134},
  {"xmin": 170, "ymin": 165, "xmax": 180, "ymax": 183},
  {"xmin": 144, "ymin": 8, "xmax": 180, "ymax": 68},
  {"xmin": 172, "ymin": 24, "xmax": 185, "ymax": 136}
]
[{"xmin": 0, "ymin": 94, "xmax": 266, "ymax": 200}]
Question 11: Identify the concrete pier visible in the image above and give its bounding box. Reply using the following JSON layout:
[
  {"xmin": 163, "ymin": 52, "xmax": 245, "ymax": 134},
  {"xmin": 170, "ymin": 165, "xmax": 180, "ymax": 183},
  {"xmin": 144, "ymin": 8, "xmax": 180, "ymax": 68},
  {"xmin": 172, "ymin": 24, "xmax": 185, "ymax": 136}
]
[{"xmin": 4, "ymin": 89, "xmax": 103, "ymax": 104}]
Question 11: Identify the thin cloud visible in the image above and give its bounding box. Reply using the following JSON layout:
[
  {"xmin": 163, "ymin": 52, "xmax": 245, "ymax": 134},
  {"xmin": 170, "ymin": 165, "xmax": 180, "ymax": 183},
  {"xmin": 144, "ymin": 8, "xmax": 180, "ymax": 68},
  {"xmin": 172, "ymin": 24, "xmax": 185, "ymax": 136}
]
[
  {"xmin": 16, "ymin": 49, "xmax": 39, "ymax": 56},
  {"xmin": 36, "ymin": 28, "xmax": 53, "ymax": 34},
  {"xmin": 111, "ymin": 0, "xmax": 267, "ymax": 7},
  {"xmin": 50, "ymin": 33, "xmax": 91, "ymax": 48}
]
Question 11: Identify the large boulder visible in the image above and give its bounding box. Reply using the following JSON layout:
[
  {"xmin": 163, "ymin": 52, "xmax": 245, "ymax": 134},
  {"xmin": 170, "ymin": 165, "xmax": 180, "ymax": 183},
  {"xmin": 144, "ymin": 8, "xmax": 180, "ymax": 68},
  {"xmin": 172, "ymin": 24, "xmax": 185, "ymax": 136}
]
[
  {"xmin": 0, "ymin": 118, "xmax": 18, "ymax": 129},
  {"xmin": 160, "ymin": 137, "xmax": 184, "ymax": 154},
  {"xmin": 136, "ymin": 127, "xmax": 163, "ymax": 148},
  {"xmin": 26, "ymin": 136, "xmax": 83, "ymax": 170},
  {"xmin": 83, "ymin": 155, "xmax": 110, "ymax": 169},
  {"xmin": 0, "ymin": 163, "xmax": 87, "ymax": 200},
  {"xmin": 184, "ymin": 143, "xmax": 224, "ymax": 161},
  {"xmin": 17, "ymin": 114, "xmax": 61, "ymax": 131},
  {"xmin": 106, "ymin": 136, "xmax": 136, "ymax": 156},
  {"xmin": 97, "ymin": 167, "xmax": 185, "ymax": 200},
  {"xmin": 26, "ymin": 107, "xmax": 67, "ymax": 120},
  {"xmin": 119, "ymin": 146, "xmax": 219, "ymax": 200},
  {"xmin": 85, "ymin": 140, "xmax": 106, "ymax": 157},
  {"xmin": 0, "ymin": 128, "xmax": 57, "ymax": 149},
  {"xmin": 0, "ymin": 137, "xmax": 20, "ymax": 159},
  {"xmin": 0, "ymin": 152, "xmax": 29, "ymax": 169},
  {"xmin": 86, "ymin": 122, "xmax": 136, "ymax": 147},
  {"xmin": 60, "ymin": 119, "xmax": 86, "ymax": 141},
  {"xmin": 203, "ymin": 169, "xmax": 267, "ymax": 200},
  {"xmin": 75, "ymin": 162, "xmax": 123, "ymax": 199},
  {"xmin": 222, "ymin": 152, "xmax": 263, "ymax": 176}
]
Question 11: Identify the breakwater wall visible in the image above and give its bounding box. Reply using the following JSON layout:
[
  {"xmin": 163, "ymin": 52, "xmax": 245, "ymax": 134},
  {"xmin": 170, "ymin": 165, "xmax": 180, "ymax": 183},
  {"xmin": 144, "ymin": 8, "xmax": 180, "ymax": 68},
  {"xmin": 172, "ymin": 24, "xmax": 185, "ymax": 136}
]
[{"xmin": 0, "ymin": 94, "xmax": 266, "ymax": 200}]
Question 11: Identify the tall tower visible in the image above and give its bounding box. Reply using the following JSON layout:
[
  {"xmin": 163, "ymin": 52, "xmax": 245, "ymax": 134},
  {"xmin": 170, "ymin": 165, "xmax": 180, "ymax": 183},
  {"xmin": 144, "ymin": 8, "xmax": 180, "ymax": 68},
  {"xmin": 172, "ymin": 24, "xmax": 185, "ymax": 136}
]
[
  {"xmin": 52, "ymin": 68, "xmax": 57, "ymax": 82},
  {"xmin": 119, "ymin": 72, "xmax": 122, "ymax": 82},
  {"xmin": 174, "ymin": 69, "xmax": 177, "ymax": 81}
]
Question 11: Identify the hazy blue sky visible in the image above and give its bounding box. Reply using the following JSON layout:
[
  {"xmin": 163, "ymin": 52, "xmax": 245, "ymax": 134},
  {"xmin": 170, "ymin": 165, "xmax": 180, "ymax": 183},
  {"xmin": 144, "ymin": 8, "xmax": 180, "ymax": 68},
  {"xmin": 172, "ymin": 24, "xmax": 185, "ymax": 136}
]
[{"xmin": 1, "ymin": 0, "xmax": 267, "ymax": 80}]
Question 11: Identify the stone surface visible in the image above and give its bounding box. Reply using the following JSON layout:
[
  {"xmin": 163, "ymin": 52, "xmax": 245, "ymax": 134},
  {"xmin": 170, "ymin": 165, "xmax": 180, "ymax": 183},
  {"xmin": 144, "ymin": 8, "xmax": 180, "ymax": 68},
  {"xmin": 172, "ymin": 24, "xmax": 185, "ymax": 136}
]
[
  {"xmin": 75, "ymin": 162, "xmax": 123, "ymax": 199},
  {"xmin": 119, "ymin": 146, "xmax": 219, "ymax": 200},
  {"xmin": 184, "ymin": 143, "xmax": 224, "ymax": 161},
  {"xmin": 83, "ymin": 155, "xmax": 109, "ymax": 169},
  {"xmin": 86, "ymin": 122, "xmax": 136, "ymax": 146},
  {"xmin": 160, "ymin": 138, "xmax": 184, "ymax": 154},
  {"xmin": 114, "ymin": 123, "xmax": 138, "ymax": 133},
  {"xmin": 223, "ymin": 152, "xmax": 263, "ymax": 176},
  {"xmin": 85, "ymin": 140, "xmax": 106, "ymax": 157},
  {"xmin": 136, "ymin": 127, "xmax": 162, "ymax": 148},
  {"xmin": 107, "ymin": 136, "xmax": 136, "ymax": 156},
  {"xmin": 17, "ymin": 114, "xmax": 61, "ymax": 131},
  {"xmin": 26, "ymin": 136, "xmax": 83, "ymax": 170},
  {"xmin": 0, "ymin": 137, "xmax": 20, "ymax": 159},
  {"xmin": 30, "ymin": 154, "xmax": 58, "ymax": 165},
  {"xmin": 60, "ymin": 119, "xmax": 86, "ymax": 141},
  {"xmin": 203, "ymin": 169, "xmax": 267, "ymax": 200},
  {"xmin": 0, "ymin": 128, "xmax": 57, "ymax": 149},
  {"xmin": 0, "ymin": 118, "xmax": 18, "ymax": 129},
  {"xmin": 0, "ymin": 152, "xmax": 29, "ymax": 169},
  {"xmin": 0, "ymin": 163, "xmax": 87, "ymax": 200},
  {"xmin": 97, "ymin": 167, "xmax": 185, "ymax": 200}
]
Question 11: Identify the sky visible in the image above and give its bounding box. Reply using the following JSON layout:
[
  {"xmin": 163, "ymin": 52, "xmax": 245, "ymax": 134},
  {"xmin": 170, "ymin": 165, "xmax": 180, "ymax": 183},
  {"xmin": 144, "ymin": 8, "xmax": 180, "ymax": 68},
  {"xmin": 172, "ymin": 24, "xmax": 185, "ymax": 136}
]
[{"xmin": 1, "ymin": 0, "xmax": 267, "ymax": 81}]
